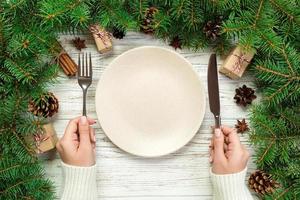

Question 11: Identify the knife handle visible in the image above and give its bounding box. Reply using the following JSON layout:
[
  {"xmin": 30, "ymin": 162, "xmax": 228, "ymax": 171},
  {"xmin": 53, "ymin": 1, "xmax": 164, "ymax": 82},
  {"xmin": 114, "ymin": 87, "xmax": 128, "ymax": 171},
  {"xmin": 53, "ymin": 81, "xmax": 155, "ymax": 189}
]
[{"xmin": 214, "ymin": 115, "xmax": 221, "ymax": 129}]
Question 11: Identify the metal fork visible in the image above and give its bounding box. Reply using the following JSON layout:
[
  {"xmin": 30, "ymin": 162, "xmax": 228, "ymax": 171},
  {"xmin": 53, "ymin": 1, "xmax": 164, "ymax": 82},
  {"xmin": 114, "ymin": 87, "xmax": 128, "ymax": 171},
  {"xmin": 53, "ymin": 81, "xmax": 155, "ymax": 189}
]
[{"xmin": 78, "ymin": 53, "xmax": 92, "ymax": 116}]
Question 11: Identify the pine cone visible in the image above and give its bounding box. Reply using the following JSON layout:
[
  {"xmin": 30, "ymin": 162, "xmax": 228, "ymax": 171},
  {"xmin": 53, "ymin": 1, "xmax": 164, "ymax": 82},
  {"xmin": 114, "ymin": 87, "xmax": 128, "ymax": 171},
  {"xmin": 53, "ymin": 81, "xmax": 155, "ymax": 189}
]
[
  {"xmin": 249, "ymin": 170, "xmax": 280, "ymax": 195},
  {"xmin": 28, "ymin": 92, "xmax": 59, "ymax": 118},
  {"xmin": 140, "ymin": 7, "xmax": 158, "ymax": 34},
  {"xmin": 203, "ymin": 16, "xmax": 223, "ymax": 41},
  {"xmin": 112, "ymin": 27, "xmax": 125, "ymax": 39},
  {"xmin": 234, "ymin": 85, "xmax": 256, "ymax": 106},
  {"xmin": 235, "ymin": 118, "xmax": 249, "ymax": 133}
]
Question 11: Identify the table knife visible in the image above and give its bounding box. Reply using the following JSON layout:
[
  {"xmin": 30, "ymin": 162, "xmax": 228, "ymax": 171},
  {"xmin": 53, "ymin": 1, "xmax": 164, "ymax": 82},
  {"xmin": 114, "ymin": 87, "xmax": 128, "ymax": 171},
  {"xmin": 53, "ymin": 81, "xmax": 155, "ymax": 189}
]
[{"xmin": 207, "ymin": 53, "xmax": 221, "ymax": 128}]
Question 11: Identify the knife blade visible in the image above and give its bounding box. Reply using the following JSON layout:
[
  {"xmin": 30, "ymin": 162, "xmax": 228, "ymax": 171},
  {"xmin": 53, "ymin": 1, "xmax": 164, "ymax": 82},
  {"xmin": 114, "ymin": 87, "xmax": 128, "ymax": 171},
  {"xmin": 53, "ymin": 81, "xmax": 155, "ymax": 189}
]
[{"xmin": 207, "ymin": 53, "xmax": 221, "ymax": 128}]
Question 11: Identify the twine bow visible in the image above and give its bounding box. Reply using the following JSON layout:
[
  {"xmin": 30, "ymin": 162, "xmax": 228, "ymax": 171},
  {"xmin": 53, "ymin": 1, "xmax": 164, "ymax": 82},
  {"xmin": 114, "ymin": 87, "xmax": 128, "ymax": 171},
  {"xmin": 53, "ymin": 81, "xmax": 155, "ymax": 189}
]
[
  {"xmin": 33, "ymin": 133, "xmax": 50, "ymax": 153},
  {"xmin": 89, "ymin": 25, "xmax": 112, "ymax": 47},
  {"xmin": 232, "ymin": 54, "xmax": 250, "ymax": 73}
]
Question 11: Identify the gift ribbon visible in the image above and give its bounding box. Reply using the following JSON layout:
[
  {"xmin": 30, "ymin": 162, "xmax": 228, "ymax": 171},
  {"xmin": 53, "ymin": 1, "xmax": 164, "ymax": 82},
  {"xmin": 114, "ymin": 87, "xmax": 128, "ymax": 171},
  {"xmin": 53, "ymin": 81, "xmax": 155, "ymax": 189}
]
[
  {"xmin": 33, "ymin": 133, "xmax": 50, "ymax": 153},
  {"xmin": 89, "ymin": 25, "xmax": 112, "ymax": 47},
  {"xmin": 232, "ymin": 54, "xmax": 250, "ymax": 73}
]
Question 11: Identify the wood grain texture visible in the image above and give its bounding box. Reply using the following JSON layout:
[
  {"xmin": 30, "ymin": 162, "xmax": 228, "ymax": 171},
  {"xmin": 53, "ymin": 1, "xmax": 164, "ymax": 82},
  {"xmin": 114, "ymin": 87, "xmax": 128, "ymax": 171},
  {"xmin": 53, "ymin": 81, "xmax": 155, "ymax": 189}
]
[{"xmin": 44, "ymin": 32, "xmax": 258, "ymax": 199}]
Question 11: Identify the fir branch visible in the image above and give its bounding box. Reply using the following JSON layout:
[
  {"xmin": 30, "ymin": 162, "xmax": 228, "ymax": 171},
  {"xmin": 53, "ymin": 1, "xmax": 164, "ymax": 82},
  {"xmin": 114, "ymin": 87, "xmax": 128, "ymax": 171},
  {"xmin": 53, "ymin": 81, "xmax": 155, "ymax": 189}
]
[
  {"xmin": 274, "ymin": 185, "xmax": 294, "ymax": 200},
  {"xmin": 258, "ymin": 138, "xmax": 275, "ymax": 163},
  {"xmin": 12, "ymin": 130, "xmax": 35, "ymax": 156},
  {"xmin": 281, "ymin": 46, "xmax": 295, "ymax": 75},
  {"xmin": 252, "ymin": 0, "xmax": 264, "ymax": 28},
  {"xmin": 0, "ymin": 164, "xmax": 21, "ymax": 174},
  {"xmin": 255, "ymin": 65, "xmax": 290, "ymax": 79},
  {"xmin": 0, "ymin": 175, "xmax": 43, "ymax": 194},
  {"xmin": 269, "ymin": 0, "xmax": 299, "ymax": 25},
  {"xmin": 264, "ymin": 79, "xmax": 292, "ymax": 102},
  {"xmin": 5, "ymin": 0, "xmax": 26, "ymax": 11},
  {"xmin": 39, "ymin": 0, "xmax": 81, "ymax": 21}
]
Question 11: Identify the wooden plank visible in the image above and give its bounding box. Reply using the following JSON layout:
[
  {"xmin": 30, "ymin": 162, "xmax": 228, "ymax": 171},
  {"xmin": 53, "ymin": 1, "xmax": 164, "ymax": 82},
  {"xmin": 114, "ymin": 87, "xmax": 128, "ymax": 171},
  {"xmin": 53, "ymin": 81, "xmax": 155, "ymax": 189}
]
[{"xmin": 45, "ymin": 32, "xmax": 257, "ymax": 199}]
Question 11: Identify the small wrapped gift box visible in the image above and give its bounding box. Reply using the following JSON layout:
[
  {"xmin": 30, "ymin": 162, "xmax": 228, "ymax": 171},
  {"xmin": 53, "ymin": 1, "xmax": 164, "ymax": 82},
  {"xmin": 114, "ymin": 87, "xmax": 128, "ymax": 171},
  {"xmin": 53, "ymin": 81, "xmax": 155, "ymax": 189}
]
[
  {"xmin": 89, "ymin": 24, "xmax": 112, "ymax": 53},
  {"xmin": 28, "ymin": 123, "xmax": 58, "ymax": 154},
  {"xmin": 219, "ymin": 46, "xmax": 255, "ymax": 79}
]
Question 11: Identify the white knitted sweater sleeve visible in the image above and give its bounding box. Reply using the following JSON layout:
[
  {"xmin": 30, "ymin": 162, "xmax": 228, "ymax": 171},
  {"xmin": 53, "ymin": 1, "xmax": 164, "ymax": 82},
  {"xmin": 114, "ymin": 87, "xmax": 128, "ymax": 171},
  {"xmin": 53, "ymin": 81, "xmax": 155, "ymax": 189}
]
[
  {"xmin": 210, "ymin": 167, "xmax": 253, "ymax": 200},
  {"xmin": 60, "ymin": 162, "xmax": 97, "ymax": 200}
]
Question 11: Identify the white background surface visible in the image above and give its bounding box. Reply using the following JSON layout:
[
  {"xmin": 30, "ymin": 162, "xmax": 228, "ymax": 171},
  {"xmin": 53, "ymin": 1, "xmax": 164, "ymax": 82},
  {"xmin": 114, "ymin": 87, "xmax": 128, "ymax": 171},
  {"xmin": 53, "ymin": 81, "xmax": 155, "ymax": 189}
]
[{"xmin": 45, "ymin": 32, "xmax": 257, "ymax": 199}]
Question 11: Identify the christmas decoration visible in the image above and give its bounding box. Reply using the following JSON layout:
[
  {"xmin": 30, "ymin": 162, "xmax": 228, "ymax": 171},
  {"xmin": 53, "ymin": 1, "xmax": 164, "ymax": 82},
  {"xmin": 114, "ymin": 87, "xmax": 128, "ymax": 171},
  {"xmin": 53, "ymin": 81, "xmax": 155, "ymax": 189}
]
[
  {"xmin": 27, "ymin": 123, "xmax": 58, "ymax": 154},
  {"xmin": 58, "ymin": 52, "xmax": 78, "ymax": 76},
  {"xmin": 234, "ymin": 85, "xmax": 256, "ymax": 107},
  {"xmin": 1, "ymin": 1, "xmax": 299, "ymax": 199},
  {"xmin": 112, "ymin": 27, "xmax": 125, "ymax": 39},
  {"xmin": 89, "ymin": 24, "xmax": 112, "ymax": 53},
  {"xmin": 28, "ymin": 92, "xmax": 59, "ymax": 118},
  {"xmin": 72, "ymin": 37, "xmax": 86, "ymax": 51},
  {"xmin": 170, "ymin": 36, "xmax": 182, "ymax": 50},
  {"xmin": 219, "ymin": 46, "xmax": 255, "ymax": 79},
  {"xmin": 235, "ymin": 118, "xmax": 249, "ymax": 133},
  {"xmin": 248, "ymin": 170, "xmax": 280, "ymax": 195},
  {"xmin": 203, "ymin": 16, "xmax": 223, "ymax": 40},
  {"xmin": 140, "ymin": 6, "xmax": 158, "ymax": 34}
]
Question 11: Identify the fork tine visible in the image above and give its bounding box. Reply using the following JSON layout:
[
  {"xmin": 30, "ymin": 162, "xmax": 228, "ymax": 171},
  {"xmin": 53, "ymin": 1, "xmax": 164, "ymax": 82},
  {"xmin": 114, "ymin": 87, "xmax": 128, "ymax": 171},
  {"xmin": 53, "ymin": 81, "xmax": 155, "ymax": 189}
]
[
  {"xmin": 85, "ymin": 53, "xmax": 88, "ymax": 76},
  {"xmin": 82, "ymin": 53, "xmax": 85, "ymax": 76},
  {"xmin": 89, "ymin": 53, "xmax": 92, "ymax": 77},
  {"xmin": 78, "ymin": 53, "xmax": 81, "ymax": 76}
]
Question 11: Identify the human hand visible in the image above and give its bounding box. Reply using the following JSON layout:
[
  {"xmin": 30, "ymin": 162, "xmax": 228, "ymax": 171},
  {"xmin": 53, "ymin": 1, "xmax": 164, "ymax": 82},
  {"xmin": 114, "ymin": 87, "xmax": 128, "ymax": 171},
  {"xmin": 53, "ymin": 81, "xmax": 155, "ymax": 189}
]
[
  {"xmin": 209, "ymin": 126, "xmax": 250, "ymax": 174},
  {"xmin": 56, "ymin": 116, "xmax": 96, "ymax": 167}
]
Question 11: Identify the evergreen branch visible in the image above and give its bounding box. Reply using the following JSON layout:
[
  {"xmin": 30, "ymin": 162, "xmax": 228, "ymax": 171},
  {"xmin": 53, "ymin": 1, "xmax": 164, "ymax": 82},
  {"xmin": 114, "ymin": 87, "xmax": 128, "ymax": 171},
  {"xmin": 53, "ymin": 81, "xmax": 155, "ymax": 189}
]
[
  {"xmin": 139, "ymin": 0, "xmax": 143, "ymax": 20},
  {"xmin": 274, "ymin": 185, "xmax": 294, "ymax": 200},
  {"xmin": 264, "ymin": 80, "xmax": 292, "ymax": 102},
  {"xmin": 258, "ymin": 138, "xmax": 275, "ymax": 163},
  {"xmin": 12, "ymin": 130, "xmax": 35, "ymax": 157},
  {"xmin": 5, "ymin": 58, "xmax": 35, "ymax": 81},
  {"xmin": 19, "ymin": 196, "xmax": 34, "ymax": 200},
  {"xmin": 255, "ymin": 65, "xmax": 290, "ymax": 78},
  {"xmin": 0, "ymin": 164, "xmax": 21, "ymax": 174},
  {"xmin": 6, "ymin": 0, "xmax": 26, "ymax": 11},
  {"xmin": 0, "ymin": 176, "xmax": 43, "ymax": 194},
  {"xmin": 250, "ymin": 135, "xmax": 300, "ymax": 141},
  {"xmin": 258, "ymin": 32, "xmax": 281, "ymax": 51},
  {"xmin": 252, "ymin": 0, "xmax": 264, "ymax": 28},
  {"xmin": 269, "ymin": 0, "xmax": 299, "ymax": 25},
  {"xmin": 285, "ymin": 83, "xmax": 300, "ymax": 101},
  {"xmin": 281, "ymin": 47, "xmax": 295, "ymax": 75},
  {"xmin": 222, "ymin": 25, "xmax": 252, "ymax": 33},
  {"xmin": 39, "ymin": 0, "xmax": 81, "ymax": 20}
]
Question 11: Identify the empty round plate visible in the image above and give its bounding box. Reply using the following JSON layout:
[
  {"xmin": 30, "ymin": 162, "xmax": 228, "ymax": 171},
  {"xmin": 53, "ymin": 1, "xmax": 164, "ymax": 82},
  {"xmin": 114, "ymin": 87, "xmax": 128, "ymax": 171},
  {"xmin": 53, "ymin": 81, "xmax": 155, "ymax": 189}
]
[{"xmin": 95, "ymin": 46, "xmax": 206, "ymax": 157}]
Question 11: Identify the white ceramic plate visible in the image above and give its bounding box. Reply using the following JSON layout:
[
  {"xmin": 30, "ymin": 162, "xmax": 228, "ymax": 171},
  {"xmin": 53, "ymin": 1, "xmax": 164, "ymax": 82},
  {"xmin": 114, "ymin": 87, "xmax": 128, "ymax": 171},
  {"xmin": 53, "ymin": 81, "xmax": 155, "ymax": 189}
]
[{"xmin": 95, "ymin": 46, "xmax": 206, "ymax": 157}]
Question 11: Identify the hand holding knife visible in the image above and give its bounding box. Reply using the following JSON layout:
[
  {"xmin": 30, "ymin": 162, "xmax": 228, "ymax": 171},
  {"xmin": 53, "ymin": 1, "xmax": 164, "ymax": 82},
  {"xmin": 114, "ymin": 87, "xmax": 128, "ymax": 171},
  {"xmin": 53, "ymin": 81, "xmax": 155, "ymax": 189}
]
[{"xmin": 207, "ymin": 53, "xmax": 221, "ymax": 128}]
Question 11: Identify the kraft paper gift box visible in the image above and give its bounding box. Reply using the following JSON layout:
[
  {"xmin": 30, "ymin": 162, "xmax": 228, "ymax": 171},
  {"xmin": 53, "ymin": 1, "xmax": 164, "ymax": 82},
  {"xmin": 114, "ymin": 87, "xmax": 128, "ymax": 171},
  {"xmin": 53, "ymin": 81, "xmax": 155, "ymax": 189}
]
[
  {"xmin": 219, "ymin": 46, "xmax": 255, "ymax": 79},
  {"xmin": 89, "ymin": 24, "xmax": 113, "ymax": 54}
]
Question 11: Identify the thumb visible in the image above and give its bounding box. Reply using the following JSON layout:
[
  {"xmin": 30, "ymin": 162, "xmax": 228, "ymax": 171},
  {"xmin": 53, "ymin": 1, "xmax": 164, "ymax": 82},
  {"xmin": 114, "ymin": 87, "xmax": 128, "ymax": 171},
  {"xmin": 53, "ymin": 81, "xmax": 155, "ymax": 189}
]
[
  {"xmin": 213, "ymin": 128, "xmax": 226, "ymax": 163},
  {"xmin": 78, "ymin": 116, "xmax": 92, "ymax": 148}
]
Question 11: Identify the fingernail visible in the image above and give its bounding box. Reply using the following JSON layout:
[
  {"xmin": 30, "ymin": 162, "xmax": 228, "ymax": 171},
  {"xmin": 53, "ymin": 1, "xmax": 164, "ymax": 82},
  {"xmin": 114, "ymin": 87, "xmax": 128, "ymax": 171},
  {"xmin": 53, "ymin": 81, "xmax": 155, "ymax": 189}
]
[
  {"xmin": 80, "ymin": 116, "xmax": 87, "ymax": 124},
  {"xmin": 215, "ymin": 128, "xmax": 221, "ymax": 138},
  {"xmin": 93, "ymin": 135, "xmax": 96, "ymax": 142}
]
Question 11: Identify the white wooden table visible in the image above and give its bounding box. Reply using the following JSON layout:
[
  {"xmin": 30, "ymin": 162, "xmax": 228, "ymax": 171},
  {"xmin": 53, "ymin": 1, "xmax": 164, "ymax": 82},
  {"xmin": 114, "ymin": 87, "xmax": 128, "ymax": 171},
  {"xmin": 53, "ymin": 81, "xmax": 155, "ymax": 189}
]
[{"xmin": 45, "ymin": 32, "xmax": 257, "ymax": 200}]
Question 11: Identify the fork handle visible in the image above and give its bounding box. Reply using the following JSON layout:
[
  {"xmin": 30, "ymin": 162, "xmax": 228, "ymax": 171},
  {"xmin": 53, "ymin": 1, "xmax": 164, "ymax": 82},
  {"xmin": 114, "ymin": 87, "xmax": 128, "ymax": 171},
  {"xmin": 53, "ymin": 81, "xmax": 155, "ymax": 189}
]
[{"xmin": 82, "ymin": 89, "xmax": 87, "ymax": 116}]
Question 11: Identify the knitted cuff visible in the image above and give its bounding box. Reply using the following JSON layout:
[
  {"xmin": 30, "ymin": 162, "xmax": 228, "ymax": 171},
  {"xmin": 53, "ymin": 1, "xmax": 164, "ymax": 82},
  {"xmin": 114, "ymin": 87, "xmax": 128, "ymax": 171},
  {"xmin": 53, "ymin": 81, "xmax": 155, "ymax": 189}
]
[
  {"xmin": 61, "ymin": 162, "xmax": 97, "ymax": 200},
  {"xmin": 210, "ymin": 167, "xmax": 253, "ymax": 200}
]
